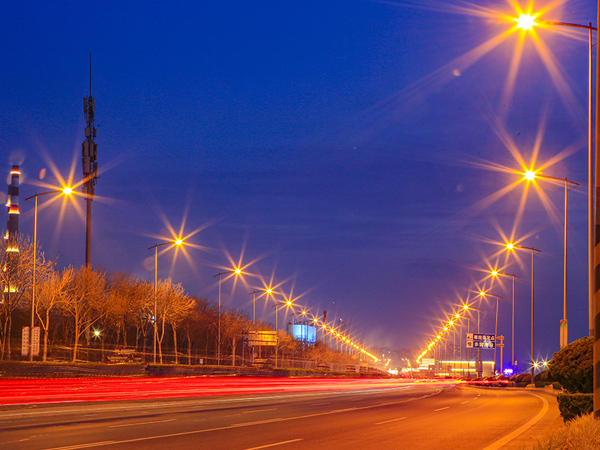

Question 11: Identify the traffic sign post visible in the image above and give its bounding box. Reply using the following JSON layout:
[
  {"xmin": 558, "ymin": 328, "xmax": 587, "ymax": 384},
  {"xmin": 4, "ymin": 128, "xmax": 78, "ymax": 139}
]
[
  {"xmin": 467, "ymin": 333, "xmax": 496, "ymax": 377},
  {"xmin": 466, "ymin": 333, "xmax": 496, "ymax": 349}
]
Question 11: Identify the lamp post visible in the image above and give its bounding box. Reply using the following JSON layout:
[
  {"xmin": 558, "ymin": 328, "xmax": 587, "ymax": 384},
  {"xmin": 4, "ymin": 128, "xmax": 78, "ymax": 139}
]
[
  {"xmin": 514, "ymin": 11, "xmax": 599, "ymax": 412},
  {"xmin": 516, "ymin": 14, "xmax": 597, "ymax": 340},
  {"xmin": 213, "ymin": 268, "xmax": 242, "ymax": 365},
  {"xmin": 248, "ymin": 287, "xmax": 273, "ymax": 327},
  {"xmin": 464, "ymin": 304, "xmax": 483, "ymax": 376},
  {"xmin": 25, "ymin": 187, "xmax": 73, "ymax": 362},
  {"xmin": 506, "ymin": 243, "xmax": 541, "ymax": 382},
  {"xmin": 491, "ymin": 270, "xmax": 520, "ymax": 373},
  {"xmin": 271, "ymin": 299, "xmax": 293, "ymax": 368},
  {"xmin": 479, "ymin": 291, "xmax": 503, "ymax": 374},
  {"xmin": 148, "ymin": 238, "xmax": 183, "ymax": 364},
  {"xmin": 523, "ymin": 171, "xmax": 579, "ymax": 347}
]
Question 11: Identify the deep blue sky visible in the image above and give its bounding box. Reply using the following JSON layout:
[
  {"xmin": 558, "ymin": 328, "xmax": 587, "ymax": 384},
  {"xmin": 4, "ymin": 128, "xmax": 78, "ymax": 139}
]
[{"xmin": 1, "ymin": 0, "xmax": 596, "ymax": 368}]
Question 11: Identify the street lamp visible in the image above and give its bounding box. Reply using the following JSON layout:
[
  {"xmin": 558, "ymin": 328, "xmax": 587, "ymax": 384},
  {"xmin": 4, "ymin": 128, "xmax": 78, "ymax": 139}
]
[
  {"xmin": 463, "ymin": 304, "xmax": 484, "ymax": 376},
  {"xmin": 523, "ymin": 171, "xmax": 579, "ymax": 347},
  {"xmin": 491, "ymin": 270, "xmax": 520, "ymax": 374},
  {"xmin": 271, "ymin": 299, "xmax": 293, "ymax": 368},
  {"xmin": 515, "ymin": 15, "xmax": 600, "ymax": 338},
  {"xmin": 148, "ymin": 238, "xmax": 183, "ymax": 364},
  {"xmin": 505, "ymin": 243, "xmax": 541, "ymax": 383},
  {"xmin": 248, "ymin": 287, "xmax": 273, "ymax": 327},
  {"xmin": 479, "ymin": 291, "xmax": 503, "ymax": 374},
  {"xmin": 213, "ymin": 267, "xmax": 242, "ymax": 365},
  {"xmin": 25, "ymin": 187, "xmax": 73, "ymax": 362}
]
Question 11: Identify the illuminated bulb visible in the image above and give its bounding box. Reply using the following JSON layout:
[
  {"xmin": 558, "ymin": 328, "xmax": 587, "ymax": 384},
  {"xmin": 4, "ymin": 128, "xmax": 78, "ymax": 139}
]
[
  {"xmin": 62, "ymin": 187, "xmax": 73, "ymax": 195},
  {"xmin": 515, "ymin": 13, "xmax": 536, "ymax": 30},
  {"xmin": 175, "ymin": 239, "xmax": 183, "ymax": 246},
  {"xmin": 479, "ymin": 291, "xmax": 486, "ymax": 296},
  {"xmin": 506, "ymin": 243, "xmax": 514, "ymax": 250},
  {"xmin": 491, "ymin": 270, "xmax": 498, "ymax": 276},
  {"xmin": 234, "ymin": 268, "xmax": 241, "ymax": 274}
]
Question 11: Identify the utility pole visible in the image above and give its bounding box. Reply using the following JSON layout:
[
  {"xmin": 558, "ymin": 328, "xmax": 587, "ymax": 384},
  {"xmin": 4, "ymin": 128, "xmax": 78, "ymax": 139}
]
[{"xmin": 82, "ymin": 53, "xmax": 98, "ymax": 268}]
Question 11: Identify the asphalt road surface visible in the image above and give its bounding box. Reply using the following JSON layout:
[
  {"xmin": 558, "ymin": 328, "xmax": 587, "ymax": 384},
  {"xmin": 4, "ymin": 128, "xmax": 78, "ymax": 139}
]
[{"xmin": 0, "ymin": 378, "xmax": 560, "ymax": 450}]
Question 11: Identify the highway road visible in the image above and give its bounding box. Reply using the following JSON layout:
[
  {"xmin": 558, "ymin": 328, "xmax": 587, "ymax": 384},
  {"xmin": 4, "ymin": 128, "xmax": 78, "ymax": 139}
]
[{"xmin": 0, "ymin": 378, "xmax": 560, "ymax": 450}]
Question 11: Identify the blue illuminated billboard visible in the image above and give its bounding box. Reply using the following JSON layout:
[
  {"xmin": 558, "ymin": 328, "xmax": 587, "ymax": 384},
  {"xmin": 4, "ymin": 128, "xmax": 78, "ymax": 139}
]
[{"xmin": 287, "ymin": 324, "xmax": 316, "ymax": 344}]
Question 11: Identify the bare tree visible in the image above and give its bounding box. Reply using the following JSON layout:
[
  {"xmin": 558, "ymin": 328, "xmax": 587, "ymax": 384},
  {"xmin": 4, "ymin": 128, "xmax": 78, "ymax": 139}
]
[
  {"xmin": 33, "ymin": 265, "xmax": 74, "ymax": 361},
  {"xmin": 0, "ymin": 235, "xmax": 34, "ymax": 360},
  {"xmin": 155, "ymin": 279, "xmax": 187, "ymax": 364},
  {"xmin": 60, "ymin": 266, "xmax": 108, "ymax": 362},
  {"xmin": 167, "ymin": 292, "xmax": 194, "ymax": 364}
]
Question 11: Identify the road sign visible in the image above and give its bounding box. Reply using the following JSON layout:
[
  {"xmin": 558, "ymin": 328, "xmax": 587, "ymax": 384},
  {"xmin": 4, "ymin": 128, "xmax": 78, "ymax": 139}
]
[
  {"xmin": 466, "ymin": 333, "xmax": 496, "ymax": 349},
  {"xmin": 245, "ymin": 330, "xmax": 277, "ymax": 346}
]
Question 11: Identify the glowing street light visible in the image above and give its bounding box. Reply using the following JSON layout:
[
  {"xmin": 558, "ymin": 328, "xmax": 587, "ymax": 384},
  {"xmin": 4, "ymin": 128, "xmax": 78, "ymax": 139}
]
[
  {"xmin": 490, "ymin": 270, "xmax": 520, "ymax": 374},
  {"xmin": 505, "ymin": 242, "xmax": 541, "ymax": 382},
  {"xmin": 213, "ymin": 267, "xmax": 243, "ymax": 365},
  {"xmin": 148, "ymin": 238, "xmax": 184, "ymax": 363},
  {"xmin": 479, "ymin": 291, "xmax": 503, "ymax": 374},
  {"xmin": 514, "ymin": 13, "xmax": 537, "ymax": 31},
  {"xmin": 509, "ymin": 10, "xmax": 597, "ymax": 346},
  {"xmin": 463, "ymin": 304, "xmax": 484, "ymax": 376},
  {"xmin": 271, "ymin": 299, "xmax": 294, "ymax": 368},
  {"xmin": 248, "ymin": 287, "xmax": 273, "ymax": 327},
  {"xmin": 25, "ymin": 186, "xmax": 74, "ymax": 362},
  {"xmin": 523, "ymin": 171, "xmax": 579, "ymax": 348}
]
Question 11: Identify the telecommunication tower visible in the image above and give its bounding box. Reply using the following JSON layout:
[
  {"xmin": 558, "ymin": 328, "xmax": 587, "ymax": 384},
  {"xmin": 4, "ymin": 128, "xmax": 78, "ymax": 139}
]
[{"xmin": 81, "ymin": 55, "xmax": 98, "ymax": 267}]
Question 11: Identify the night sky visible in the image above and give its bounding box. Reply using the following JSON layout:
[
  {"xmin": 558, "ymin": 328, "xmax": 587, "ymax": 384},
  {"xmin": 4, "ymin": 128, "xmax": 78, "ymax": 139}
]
[{"xmin": 1, "ymin": 0, "xmax": 596, "ymax": 369}]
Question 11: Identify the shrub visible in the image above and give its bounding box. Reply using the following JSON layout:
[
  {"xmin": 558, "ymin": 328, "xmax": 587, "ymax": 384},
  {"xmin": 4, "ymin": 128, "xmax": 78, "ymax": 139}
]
[
  {"xmin": 548, "ymin": 337, "xmax": 592, "ymax": 393},
  {"xmin": 530, "ymin": 413, "xmax": 600, "ymax": 449},
  {"xmin": 556, "ymin": 393, "xmax": 593, "ymax": 422},
  {"xmin": 516, "ymin": 373, "xmax": 532, "ymax": 383},
  {"xmin": 535, "ymin": 369, "xmax": 552, "ymax": 382}
]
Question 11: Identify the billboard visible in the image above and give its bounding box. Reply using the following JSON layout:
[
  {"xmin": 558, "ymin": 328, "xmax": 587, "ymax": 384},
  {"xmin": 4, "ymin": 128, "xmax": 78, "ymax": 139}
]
[{"xmin": 287, "ymin": 324, "xmax": 316, "ymax": 344}]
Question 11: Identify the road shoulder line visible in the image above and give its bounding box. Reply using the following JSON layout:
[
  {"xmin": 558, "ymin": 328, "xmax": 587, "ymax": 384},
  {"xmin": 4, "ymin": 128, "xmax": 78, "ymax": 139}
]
[{"xmin": 481, "ymin": 393, "xmax": 550, "ymax": 450}]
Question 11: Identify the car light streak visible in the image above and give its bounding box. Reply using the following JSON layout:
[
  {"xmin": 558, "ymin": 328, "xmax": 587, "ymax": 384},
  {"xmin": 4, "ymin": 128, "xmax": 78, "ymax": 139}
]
[{"xmin": 0, "ymin": 377, "xmax": 457, "ymax": 406}]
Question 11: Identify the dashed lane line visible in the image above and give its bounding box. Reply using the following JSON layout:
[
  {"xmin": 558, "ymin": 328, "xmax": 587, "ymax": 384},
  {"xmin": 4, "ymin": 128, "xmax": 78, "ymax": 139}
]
[
  {"xmin": 243, "ymin": 439, "xmax": 303, "ymax": 450},
  {"xmin": 375, "ymin": 417, "xmax": 407, "ymax": 425}
]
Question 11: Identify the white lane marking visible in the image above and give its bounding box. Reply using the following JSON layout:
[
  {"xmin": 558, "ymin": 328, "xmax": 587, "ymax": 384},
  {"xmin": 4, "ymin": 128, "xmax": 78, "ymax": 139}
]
[
  {"xmin": 375, "ymin": 417, "xmax": 407, "ymax": 425},
  {"xmin": 110, "ymin": 419, "xmax": 175, "ymax": 428},
  {"xmin": 311, "ymin": 402, "xmax": 330, "ymax": 406},
  {"xmin": 232, "ymin": 418, "xmax": 284, "ymax": 427},
  {"xmin": 434, "ymin": 407, "xmax": 449, "ymax": 411},
  {"xmin": 460, "ymin": 401, "xmax": 469, "ymax": 404},
  {"xmin": 242, "ymin": 408, "xmax": 277, "ymax": 414},
  {"xmin": 43, "ymin": 443, "xmax": 116, "ymax": 450},
  {"xmin": 243, "ymin": 438, "xmax": 303, "ymax": 450},
  {"xmin": 42, "ymin": 391, "xmax": 442, "ymax": 450},
  {"xmin": 481, "ymin": 393, "xmax": 550, "ymax": 450}
]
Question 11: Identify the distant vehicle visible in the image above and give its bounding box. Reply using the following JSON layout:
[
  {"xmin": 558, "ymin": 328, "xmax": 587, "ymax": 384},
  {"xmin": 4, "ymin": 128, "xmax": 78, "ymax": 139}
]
[{"xmin": 492, "ymin": 375, "xmax": 509, "ymax": 387}]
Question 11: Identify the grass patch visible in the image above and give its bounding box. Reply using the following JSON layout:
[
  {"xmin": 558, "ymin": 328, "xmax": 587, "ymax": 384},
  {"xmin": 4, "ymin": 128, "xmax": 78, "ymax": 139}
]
[{"xmin": 527, "ymin": 414, "xmax": 600, "ymax": 449}]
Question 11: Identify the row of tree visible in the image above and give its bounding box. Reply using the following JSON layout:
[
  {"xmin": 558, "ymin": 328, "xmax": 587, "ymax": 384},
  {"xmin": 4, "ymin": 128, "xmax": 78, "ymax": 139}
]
[{"xmin": 0, "ymin": 236, "xmax": 360, "ymax": 366}]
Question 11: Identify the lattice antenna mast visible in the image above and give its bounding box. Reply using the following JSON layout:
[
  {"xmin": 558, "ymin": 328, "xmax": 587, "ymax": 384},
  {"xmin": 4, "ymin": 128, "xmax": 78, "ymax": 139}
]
[{"xmin": 82, "ymin": 53, "xmax": 98, "ymax": 267}]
